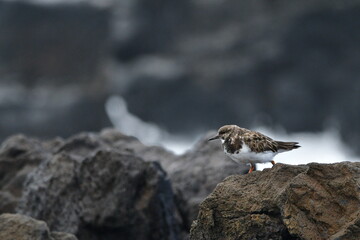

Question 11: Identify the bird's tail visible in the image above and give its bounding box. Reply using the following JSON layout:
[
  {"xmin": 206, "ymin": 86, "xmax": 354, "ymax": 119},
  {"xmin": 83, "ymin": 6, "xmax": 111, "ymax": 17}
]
[{"xmin": 276, "ymin": 141, "xmax": 300, "ymax": 151}]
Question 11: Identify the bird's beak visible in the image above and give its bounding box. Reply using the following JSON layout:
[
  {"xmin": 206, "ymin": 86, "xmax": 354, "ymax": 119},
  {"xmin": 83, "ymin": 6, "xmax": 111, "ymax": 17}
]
[{"xmin": 208, "ymin": 135, "xmax": 220, "ymax": 141}]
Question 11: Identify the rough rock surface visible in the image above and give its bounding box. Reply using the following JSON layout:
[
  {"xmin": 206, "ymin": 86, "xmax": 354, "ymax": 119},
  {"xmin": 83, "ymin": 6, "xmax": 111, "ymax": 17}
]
[
  {"xmin": 190, "ymin": 162, "xmax": 360, "ymax": 240},
  {"xmin": 92, "ymin": 129, "xmax": 248, "ymax": 227},
  {"xmin": 0, "ymin": 135, "xmax": 60, "ymax": 213},
  {"xmin": 56, "ymin": 129, "xmax": 247, "ymax": 228},
  {"xmin": 17, "ymin": 131, "xmax": 182, "ymax": 240},
  {"xmin": 0, "ymin": 129, "xmax": 249, "ymax": 238},
  {"xmin": 0, "ymin": 213, "xmax": 77, "ymax": 240}
]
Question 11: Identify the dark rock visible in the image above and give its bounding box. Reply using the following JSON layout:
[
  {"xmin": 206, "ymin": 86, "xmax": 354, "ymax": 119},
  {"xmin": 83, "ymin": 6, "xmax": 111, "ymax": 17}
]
[
  {"xmin": 2, "ymin": 130, "xmax": 358, "ymax": 240},
  {"xmin": 0, "ymin": 129, "xmax": 251, "ymax": 238},
  {"xmin": 51, "ymin": 232, "xmax": 78, "ymax": 240},
  {"xmin": 0, "ymin": 135, "xmax": 57, "ymax": 213},
  {"xmin": 190, "ymin": 162, "xmax": 360, "ymax": 240},
  {"xmin": 0, "ymin": 129, "xmax": 252, "ymax": 239},
  {"xmin": 17, "ymin": 131, "xmax": 182, "ymax": 240},
  {"xmin": 0, "ymin": 213, "xmax": 77, "ymax": 240},
  {"xmin": 99, "ymin": 129, "xmax": 248, "ymax": 227}
]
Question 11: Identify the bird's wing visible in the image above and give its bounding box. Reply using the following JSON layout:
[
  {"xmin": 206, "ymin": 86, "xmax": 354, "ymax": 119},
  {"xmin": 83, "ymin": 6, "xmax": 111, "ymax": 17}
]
[{"xmin": 242, "ymin": 130, "xmax": 278, "ymax": 153}]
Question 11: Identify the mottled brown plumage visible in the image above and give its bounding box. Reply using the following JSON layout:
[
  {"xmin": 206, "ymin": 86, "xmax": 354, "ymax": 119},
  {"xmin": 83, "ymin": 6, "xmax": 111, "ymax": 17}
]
[{"xmin": 208, "ymin": 125, "xmax": 300, "ymax": 173}]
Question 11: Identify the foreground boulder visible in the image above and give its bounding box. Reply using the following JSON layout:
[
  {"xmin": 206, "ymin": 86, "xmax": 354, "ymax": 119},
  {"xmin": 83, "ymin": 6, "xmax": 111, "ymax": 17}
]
[
  {"xmin": 190, "ymin": 162, "xmax": 360, "ymax": 240},
  {"xmin": 91, "ymin": 130, "xmax": 248, "ymax": 227},
  {"xmin": 17, "ymin": 132, "xmax": 182, "ymax": 240},
  {"xmin": 0, "ymin": 213, "xmax": 77, "ymax": 240},
  {"xmin": 0, "ymin": 129, "xmax": 248, "ymax": 238}
]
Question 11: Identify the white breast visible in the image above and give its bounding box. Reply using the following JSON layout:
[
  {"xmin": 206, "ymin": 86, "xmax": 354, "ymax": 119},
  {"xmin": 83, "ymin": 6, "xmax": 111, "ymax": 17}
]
[{"xmin": 224, "ymin": 143, "xmax": 277, "ymax": 164}]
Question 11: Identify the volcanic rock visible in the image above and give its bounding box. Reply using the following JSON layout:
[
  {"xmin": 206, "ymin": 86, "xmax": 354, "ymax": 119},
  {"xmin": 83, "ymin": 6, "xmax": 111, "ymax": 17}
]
[
  {"xmin": 99, "ymin": 129, "xmax": 248, "ymax": 227},
  {"xmin": 17, "ymin": 132, "xmax": 182, "ymax": 240},
  {"xmin": 0, "ymin": 129, "xmax": 250, "ymax": 238},
  {"xmin": 0, "ymin": 213, "xmax": 77, "ymax": 240},
  {"xmin": 190, "ymin": 162, "xmax": 360, "ymax": 240},
  {"xmin": 0, "ymin": 134, "xmax": 59, "ymax": 213}
]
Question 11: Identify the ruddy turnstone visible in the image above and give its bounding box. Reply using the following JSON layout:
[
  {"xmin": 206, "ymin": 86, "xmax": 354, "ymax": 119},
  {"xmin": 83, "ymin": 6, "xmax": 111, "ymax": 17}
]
[{"xmin": 208, "ymin": 125, "xmax": 300, "ymax": 173}]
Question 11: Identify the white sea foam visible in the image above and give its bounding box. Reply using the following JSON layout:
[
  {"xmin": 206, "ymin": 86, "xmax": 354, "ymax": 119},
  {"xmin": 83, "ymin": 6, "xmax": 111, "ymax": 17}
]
[
  {"xmin": 253, "ymin": 127, "xmax": 360, "ymax": 170},
  {"xmin": 106, "ymin": 95, "xmax": 360, "ymax": 166},
  {"xmin": 105, "ymin": 95, "xmax": 198, "ymax": 154}
]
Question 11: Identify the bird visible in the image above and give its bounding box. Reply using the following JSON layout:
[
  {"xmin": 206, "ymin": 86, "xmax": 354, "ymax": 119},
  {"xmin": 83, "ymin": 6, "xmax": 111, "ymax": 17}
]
[{"xmin": 208, "ymin": 125, "xmax": 300, "ymax": 173}]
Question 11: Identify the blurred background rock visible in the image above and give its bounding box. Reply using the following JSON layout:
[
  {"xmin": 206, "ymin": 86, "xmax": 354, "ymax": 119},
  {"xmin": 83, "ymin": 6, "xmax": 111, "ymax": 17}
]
[{"xmin": 0, "ymin": 0, "xmax": 359, "ymax": 155}]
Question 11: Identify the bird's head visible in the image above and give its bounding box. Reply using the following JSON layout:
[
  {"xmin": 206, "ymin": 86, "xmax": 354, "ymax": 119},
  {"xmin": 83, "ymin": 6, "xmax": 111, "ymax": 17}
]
[{"xmin": 208, "ymin": 125, "xmax": 236, "ymax": 141}]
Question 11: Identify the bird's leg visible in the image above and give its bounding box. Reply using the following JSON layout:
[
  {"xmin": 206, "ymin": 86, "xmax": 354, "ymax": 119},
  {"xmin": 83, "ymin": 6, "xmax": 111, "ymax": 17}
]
[
  {"xmin": 271, "ymin": 160, "xmax": 275, "ymax": 166},
  {"xmin": 248, "ymin": 163, "xmax": 255, "ymax": 173}
]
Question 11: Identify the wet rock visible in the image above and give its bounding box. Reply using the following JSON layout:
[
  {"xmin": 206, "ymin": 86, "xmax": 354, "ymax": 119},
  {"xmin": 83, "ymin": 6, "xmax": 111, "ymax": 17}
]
[
  {"xmin": 0, "ymin": 213, "xmax": 77, "ymax": 240},
  {"xmin": 190, "ymin": 162, "xmax": 360, "ymax": 240},
  {"xmin": 18, "ymin": 131, "xmax": 182, "ymax": 240}
]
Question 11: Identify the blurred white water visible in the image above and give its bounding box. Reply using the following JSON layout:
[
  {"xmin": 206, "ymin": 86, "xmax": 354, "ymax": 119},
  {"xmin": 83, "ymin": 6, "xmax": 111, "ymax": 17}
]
[
  {"xmin": 105, "ymin": 95, "xmax": 198, "ymax": 154},
  {"xmin": 106, "ymin": 95, "xmax": 360, "ymax": 167},
  {"xmin": 253, "ymin": 127, "xmax": 360, "ymax": 170}
]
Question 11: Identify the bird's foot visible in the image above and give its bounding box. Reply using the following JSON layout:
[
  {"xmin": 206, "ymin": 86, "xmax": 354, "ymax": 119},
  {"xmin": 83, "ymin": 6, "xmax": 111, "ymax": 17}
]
[{"xmin": 248, "ymin": 164, "xmax": 255, "ymax": 173}]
